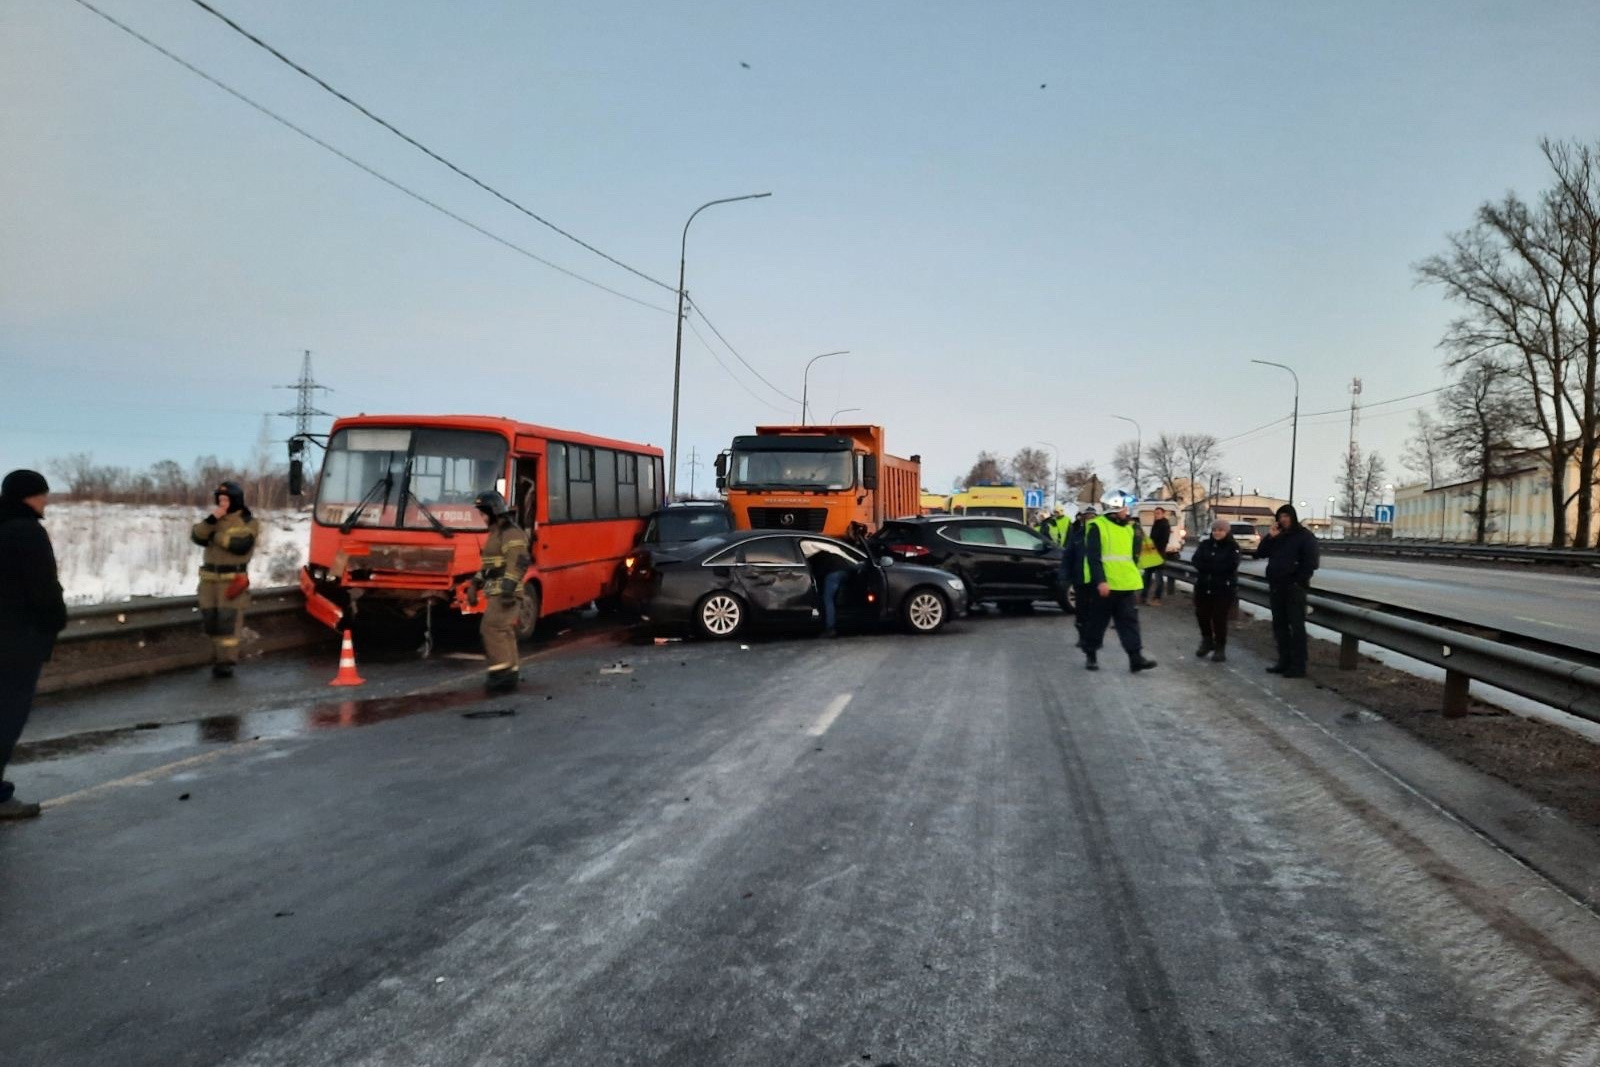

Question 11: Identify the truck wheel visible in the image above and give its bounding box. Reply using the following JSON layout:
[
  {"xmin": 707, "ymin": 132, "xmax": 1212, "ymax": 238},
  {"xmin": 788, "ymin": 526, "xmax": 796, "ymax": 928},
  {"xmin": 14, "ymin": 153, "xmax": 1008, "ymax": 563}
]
[
  {"xmin": 902, "ymin": 587, "xmax": 948, "ymax": 634},
  {"xmin": 695, "ymin": 592, "xmax": 746, "ymax": 640}
]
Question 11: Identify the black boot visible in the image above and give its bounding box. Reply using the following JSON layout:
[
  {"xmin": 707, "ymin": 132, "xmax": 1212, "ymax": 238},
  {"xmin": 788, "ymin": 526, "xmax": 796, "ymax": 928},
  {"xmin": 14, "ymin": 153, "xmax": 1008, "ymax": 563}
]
[
  {"xmin": 1195, "ymin": 640, "xmax": 1214, "ymax": 658},
  {"xmin": 1130, "ymin": 656, "xmax": 1158, "ymax": 673},
  {"xmin": 211, "ymin": 663, "xmax": 234, "ymax": 679},
  {"xmin": 485, "ymin": 667, "xmax": 520, "ymax": 694},
  {"xmin": 1084, "ymin": 650, "xmax": 1099, "ymax": 671},
  {"xmin": 1266, "ymin": 663, "xmax": 1288, "ymax": 674},
  {"xmin": 1212, "ymin": 646, "xmax": 1227, "ymax": 663}
]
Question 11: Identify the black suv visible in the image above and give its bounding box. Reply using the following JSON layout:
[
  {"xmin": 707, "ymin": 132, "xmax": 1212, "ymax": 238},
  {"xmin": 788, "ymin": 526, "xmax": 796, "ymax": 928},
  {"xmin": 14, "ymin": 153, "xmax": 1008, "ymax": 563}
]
[
  {"xmin": 640, "ymin": 501, "xmax": 735, "ymax": 547},
  {"xmin": 872, "ymin": 516, "xmax": 1073, "ymax": 613}
]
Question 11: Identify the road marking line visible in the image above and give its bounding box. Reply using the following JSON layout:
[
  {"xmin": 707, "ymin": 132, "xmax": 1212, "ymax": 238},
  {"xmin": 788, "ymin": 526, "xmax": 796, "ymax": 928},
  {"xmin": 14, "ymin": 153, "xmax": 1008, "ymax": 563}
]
[
  {"xmin": 1514, "ymin": 615, "xmax": 1576, "ymax": 631},
  {"xmin": 41, "ymin": 741, "xmax": 263, "ymax": 810},
  {"xmin": 807, "ymin": 693, "xmax": 854, "ymax": 736}
]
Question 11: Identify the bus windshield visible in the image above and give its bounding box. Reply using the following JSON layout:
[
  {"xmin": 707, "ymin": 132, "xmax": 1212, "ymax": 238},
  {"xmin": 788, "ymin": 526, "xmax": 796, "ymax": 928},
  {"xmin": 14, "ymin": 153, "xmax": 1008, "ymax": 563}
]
[
  {"xmin": 315, "ymin": 427, "xmax": 508, "ymax": 530},
  {"xmin": 728, "ymin": 449, "xmax": 853, "ymax": 490}
]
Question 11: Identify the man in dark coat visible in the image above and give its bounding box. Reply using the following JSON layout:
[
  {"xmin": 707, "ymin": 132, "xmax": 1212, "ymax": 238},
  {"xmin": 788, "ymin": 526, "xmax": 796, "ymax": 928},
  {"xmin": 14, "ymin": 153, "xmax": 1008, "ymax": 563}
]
[
  {"xmin": 1254, "ymin": 503, "xmax": 1319, "ymax": 677},
  {"xmin": 1142, "ymin": 507, "xmax": 1172, "ymax": 606},
  {"xmin": 1061, "ymin": 506, "xmax": 1095, "ymax": 640},
  {"xmin": 0, "ymin": 470, "xmax": 68, "ymax": 819}
]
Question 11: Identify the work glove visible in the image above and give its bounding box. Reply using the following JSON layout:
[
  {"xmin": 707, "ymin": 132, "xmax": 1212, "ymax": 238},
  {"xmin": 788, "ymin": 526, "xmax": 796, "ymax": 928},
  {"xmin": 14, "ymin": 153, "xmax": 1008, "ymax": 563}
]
[{"xmin": 466, "ymin": 582, "xmax": 480, "ymax": 607}]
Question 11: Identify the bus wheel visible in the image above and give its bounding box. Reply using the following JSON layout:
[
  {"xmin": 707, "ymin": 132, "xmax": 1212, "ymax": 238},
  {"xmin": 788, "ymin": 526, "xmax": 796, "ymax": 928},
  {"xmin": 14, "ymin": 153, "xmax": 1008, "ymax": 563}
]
[
  {"xmin": 902, "ymin": 587, "xmax": 948, "ymax": 634},
  {"xmin": 515, "ymin": 586, "xmax": 542, "ymax": 642},
  {"xmin": 695, "ymin": 592, "xmax": 746, "ymax": 640}
]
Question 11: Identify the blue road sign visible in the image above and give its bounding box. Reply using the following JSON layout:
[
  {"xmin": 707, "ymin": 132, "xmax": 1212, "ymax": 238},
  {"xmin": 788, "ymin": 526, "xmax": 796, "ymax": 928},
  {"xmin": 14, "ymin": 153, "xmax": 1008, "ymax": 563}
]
[
  {"xmin": 1024, "ymin": 488, "xmax": 1046, "ymax": 509},
  {"xmin": 1374, "ymin": 504, "xmax": 1395, "ymax": 524}
]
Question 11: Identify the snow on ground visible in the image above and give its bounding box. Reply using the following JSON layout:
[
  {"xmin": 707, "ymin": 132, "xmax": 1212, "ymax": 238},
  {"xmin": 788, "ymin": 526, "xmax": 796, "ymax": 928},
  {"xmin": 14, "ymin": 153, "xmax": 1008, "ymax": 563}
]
[{"xmin": 46, "ymin": 502, "xmax": 311, "ymax": 605}]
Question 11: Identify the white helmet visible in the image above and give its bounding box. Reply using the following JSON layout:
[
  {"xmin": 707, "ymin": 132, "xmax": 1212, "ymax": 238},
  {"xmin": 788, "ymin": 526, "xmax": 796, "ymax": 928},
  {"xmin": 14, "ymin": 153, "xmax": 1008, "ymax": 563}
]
[{"xmin": 1099, "ymin": 490, "xmax": 1135, "ymax": 512}]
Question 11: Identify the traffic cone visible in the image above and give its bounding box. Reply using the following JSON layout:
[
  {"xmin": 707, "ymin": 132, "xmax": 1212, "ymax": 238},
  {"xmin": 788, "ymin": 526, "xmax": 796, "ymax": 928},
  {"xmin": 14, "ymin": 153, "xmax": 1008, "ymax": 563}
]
[{"xmin": 328, "ymin": 629, "xmax": 365, "ymax": 687}]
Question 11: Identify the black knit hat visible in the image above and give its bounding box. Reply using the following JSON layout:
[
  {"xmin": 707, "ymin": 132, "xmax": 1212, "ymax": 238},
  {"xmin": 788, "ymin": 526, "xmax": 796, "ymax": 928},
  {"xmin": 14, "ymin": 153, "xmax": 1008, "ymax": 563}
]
[{"xmin": 2, "ymin": 469, "xmax": 50, "ymax": 500}]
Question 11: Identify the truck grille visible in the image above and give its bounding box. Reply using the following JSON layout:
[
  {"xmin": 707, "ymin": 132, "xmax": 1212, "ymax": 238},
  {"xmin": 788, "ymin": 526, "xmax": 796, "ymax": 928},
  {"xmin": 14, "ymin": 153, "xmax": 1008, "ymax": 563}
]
[{"xmin": 748, "ymin": 507, "xmax": 828, "ymax": 532}]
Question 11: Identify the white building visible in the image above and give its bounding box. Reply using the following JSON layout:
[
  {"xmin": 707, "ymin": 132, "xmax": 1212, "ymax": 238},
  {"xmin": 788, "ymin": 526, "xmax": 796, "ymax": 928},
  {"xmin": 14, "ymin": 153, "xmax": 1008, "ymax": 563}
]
[{"xmin": 1392, "ymin": 448, "xmax": 1600, "ymax": 545}]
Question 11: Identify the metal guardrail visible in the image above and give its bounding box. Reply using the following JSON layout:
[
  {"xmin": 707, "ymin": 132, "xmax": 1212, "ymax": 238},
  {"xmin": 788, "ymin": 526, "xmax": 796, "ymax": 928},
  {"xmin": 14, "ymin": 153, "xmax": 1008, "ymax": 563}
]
[
  {"xmin": 1167, "ymin": 562, "xmax": 1600, "ymax": 724},
  {"xmin": 1317, "ymin": 540, "xmax": 1600, "ymax": 568},
  {"xmin": 59, "ymin": 585, "xmax": 303, "ymax": 643}
]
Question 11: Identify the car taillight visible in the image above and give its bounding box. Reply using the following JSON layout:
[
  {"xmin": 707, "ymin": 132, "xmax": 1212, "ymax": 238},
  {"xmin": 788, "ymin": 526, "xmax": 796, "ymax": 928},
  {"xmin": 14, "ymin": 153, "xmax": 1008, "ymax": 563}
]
[{"xmin": 887, "ymin": 543, "xmax": 930, "ymax": 558}]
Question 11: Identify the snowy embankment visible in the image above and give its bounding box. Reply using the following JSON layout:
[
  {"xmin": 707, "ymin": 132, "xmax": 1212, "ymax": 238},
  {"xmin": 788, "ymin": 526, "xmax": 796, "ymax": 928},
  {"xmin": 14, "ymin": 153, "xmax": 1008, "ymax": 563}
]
[{"xmin": 47, "ymin": 502, "xmax": 311, "ymax": 605}]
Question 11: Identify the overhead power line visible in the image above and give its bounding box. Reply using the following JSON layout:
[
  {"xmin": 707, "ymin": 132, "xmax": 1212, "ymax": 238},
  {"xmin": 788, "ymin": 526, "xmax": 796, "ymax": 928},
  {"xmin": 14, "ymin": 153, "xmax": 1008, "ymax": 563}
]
[
  {"xmin": 68, "ymin": 0, "xmax": 672, "ymax": 314},
  {"xmin": 685, "ymin": 297, "xmax": 802, "ymax": 405},
  {"xmin": 1216, "ymin": 386, "xmax": 1445, "ymax": 446},
  {"xmin": 684, "ymin": 318, "xmax": 789, "ymax": 414},
  {"xmin": 183, "ymin": 0, "xmax": 675, "ymax": 295}
]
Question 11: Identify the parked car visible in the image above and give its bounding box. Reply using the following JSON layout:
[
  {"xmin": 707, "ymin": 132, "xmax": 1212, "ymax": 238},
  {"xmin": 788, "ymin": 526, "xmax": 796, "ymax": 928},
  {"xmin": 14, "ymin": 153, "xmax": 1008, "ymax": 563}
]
[
  {"xmin": 870, "ymin": 515, "xmax": 1073, "ymax": 613},
  {"xmin": 1229, "ymin": 522, "xmax": 1262, "ymax": 552},
  {"xmin": 623, "ymin": 530, "xmax": 967, "ymax": 639}
]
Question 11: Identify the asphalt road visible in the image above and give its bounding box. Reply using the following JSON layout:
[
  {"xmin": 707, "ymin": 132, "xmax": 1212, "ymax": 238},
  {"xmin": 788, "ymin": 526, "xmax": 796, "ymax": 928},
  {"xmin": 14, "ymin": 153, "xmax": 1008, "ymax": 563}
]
[
  {"xmin": 4, "ymin": 610, "xmax": 1600, "ymax": 1066},
  {"xmin": 1234, "ymin": 552, "xmax": 1600, "ymax": 653}
]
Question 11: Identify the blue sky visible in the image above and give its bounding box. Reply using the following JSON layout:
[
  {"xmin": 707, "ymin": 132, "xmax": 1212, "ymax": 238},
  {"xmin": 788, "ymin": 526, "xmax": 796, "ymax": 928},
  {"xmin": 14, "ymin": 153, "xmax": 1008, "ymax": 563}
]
[{"xmin": 2, "ymin": 0, "xmax": 1596, "ymax": 510}]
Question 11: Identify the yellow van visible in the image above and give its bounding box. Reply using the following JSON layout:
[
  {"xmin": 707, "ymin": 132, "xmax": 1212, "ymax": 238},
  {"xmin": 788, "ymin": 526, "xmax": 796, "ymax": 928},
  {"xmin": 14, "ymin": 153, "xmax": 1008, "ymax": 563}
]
[{"xmin": 950, "ymin": 485, "xmax": 1028, "ymax": 525}]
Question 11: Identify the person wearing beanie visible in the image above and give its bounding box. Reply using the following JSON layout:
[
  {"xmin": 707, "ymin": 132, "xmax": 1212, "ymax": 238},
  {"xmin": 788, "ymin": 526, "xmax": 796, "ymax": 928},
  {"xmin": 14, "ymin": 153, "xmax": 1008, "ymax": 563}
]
[
  {"xmin": 191, "ymin": 480, "xmax": 260, "ymax": 679},
  {"xmin": 1254, "ymin": 502, "xmax": 1319, "ymax": 677},
  {"xmin": 0, "ymin": 469, "xmax": 67, "ymax": 820}
]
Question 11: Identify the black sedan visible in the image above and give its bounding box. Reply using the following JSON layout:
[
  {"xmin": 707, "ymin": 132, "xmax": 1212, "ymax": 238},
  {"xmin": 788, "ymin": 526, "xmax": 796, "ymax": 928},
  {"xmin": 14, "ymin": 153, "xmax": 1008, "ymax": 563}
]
[
  {"xmin": 622, "ymin": 530, "xmax": 968, "ymax": 639},
  {"xmin": 871, "ymin": 516, "xmax": 1074, "ymax": 613}
]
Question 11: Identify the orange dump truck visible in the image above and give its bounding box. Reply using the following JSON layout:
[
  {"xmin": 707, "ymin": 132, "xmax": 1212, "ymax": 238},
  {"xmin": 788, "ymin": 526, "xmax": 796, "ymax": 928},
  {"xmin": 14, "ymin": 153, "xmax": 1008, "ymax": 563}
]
[{"xmin": 717, "ymin": 425, "xmax": 921, "ymax": 536}]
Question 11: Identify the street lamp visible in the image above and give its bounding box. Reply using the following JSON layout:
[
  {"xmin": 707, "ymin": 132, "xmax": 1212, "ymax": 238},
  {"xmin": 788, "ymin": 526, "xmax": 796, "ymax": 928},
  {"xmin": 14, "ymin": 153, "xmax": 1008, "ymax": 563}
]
[
  {"xmin": 1327, "ymin": 495, "xmax": 1336, "ymax": 521},
  {"xmin": 801, "ymin": 351, "xmax": 849, "ymax": 424},
  {"xmin": 669, "ymin": 191, "xmax": 771, "ymax": 498},
  {"xmin": 1034, "ymin": 440, "xmax": 1059, "ymax": 509},
  {"xmin": 829, "ymin": 406, "xmax": 862, "ymax": 423},
  {"xmin": 1250, "ymin": 360, "xmax": 1299, "ymax": 505},
  {"xmin": 1109, "ymin": 415, "xmax": 1141, "ymax": 497}
]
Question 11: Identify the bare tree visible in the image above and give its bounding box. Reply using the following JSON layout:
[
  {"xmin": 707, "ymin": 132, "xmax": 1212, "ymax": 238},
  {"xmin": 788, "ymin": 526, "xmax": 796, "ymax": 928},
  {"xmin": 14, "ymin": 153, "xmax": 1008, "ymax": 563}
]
[
  {"xmin": 1058, "ymin": 461, "xmax": 1099, "ymax": 503},
  {"xmin": 1400, "ymin": 410, "xmax": 1447, "ymax": 489},
  {"xmin": 1542, "ymin": 138, "xmax": 1600, "ymax": 545},
  {"xmin": 1142, "ymin": 434, "xmax": 1182, "ymax": 500},
  {"xmin": 1435, "ymin": 357, "xmax": 1524, "ymax": 543},
  {"xmin": 964, "ymin": 451, "xmax": 1007, "ymax": 488},
  {"xmin": 1337, "ymin": 448, "xmax": 1387, "ymax": 537},
  {"xmin": 1111, "ymin": 440, "xmax": 1142, "ymax": 496},
  {"xmin": 1010, "ymin": 447, "xmax": 1052, "ymax": 492},
  {"xmin": 1173, "ymin": 433, "xmax": 1221, "ymax": 534},
  {"xmin": 1417, "ymin": 138, "xmax": 1600, "ymax": 547}
]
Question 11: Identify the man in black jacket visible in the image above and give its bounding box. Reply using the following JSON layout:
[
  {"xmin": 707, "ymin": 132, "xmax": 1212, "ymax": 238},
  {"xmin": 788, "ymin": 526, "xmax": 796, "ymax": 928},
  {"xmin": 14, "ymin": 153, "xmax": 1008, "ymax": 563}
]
[
  {"xmin": 0, "ymin": 470, "xmax": 68, "ymax": 819},
  {"xmin": 1253, "ymin": 503, "xmax": 1318, "ymax": 677},
  {"xmin": 1142, "ymin": 507, "xmax": 1172, "ymax": 606}
]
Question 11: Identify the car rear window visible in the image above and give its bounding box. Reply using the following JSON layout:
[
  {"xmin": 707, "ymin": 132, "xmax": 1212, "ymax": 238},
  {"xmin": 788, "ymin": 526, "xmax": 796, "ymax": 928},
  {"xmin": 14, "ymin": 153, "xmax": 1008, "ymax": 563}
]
[
  {"xmin": 654, "ymin": 508, "xmax": 732, "ymax": 542},
  {"xmin": 1230, "ymin": 524, "xmax": 1256, "ymax": 536},
  {"xmin": 875, "ymin": 520, "xmax": 921, "ymax": 542}
]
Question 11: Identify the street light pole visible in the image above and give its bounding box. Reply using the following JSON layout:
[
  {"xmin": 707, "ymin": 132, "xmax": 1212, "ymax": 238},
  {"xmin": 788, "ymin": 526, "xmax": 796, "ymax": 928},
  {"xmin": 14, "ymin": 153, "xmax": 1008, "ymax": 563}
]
[
  {"xmin": 669, "ymin": 191, "xmax": 771, "ymax": 498},
  {"xmin": 1250, "ymin": 359, "xmax": 1299, "ymax": 505},
  {"xmin": 801, "ymin": 350, "xmax": 849, "ymax": 424},
  {"xmin": 1110, "ymin": 415, "xmax": 1142, "ymax": 498},
  {"xmin": 829, "ymin": 406, "xmax": 862, "ymax": 423}
]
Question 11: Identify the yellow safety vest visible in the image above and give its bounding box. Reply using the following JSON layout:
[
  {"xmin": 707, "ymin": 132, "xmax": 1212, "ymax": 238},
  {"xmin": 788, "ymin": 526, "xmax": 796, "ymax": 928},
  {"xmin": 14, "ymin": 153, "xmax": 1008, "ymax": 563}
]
[{"xmin": 1084, "ymin": 516, "xmax": 1144, "ymax": 591}]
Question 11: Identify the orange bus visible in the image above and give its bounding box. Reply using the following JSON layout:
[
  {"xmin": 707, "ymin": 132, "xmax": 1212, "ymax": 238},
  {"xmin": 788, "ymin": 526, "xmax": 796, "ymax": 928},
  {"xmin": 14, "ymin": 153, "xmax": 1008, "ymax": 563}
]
[{"xmin": 295, "ymin": 414, "xmax": 662, "ymax": 644}]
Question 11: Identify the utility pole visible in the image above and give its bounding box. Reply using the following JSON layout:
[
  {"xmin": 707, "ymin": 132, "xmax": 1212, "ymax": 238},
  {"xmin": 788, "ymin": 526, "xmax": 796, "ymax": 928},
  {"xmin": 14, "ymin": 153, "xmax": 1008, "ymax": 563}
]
[
  {"xmin": 683, "ymin": 446, "xmax": 704, "ymax": 498},
  {"xmin": 275, "ymin": 350, "xmax": 333, "ymax": 439}
]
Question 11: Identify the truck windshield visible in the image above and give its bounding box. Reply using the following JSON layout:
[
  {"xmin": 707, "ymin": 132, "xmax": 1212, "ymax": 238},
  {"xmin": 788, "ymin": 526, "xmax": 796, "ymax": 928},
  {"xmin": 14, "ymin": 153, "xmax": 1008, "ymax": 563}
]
[
  {"xmin": 728, "ymin": 449, "xmax": 853, "ymax": 490},
  {"xmin": 315, "ymin": 427, "xmax": 508, "ymax": 530}
]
